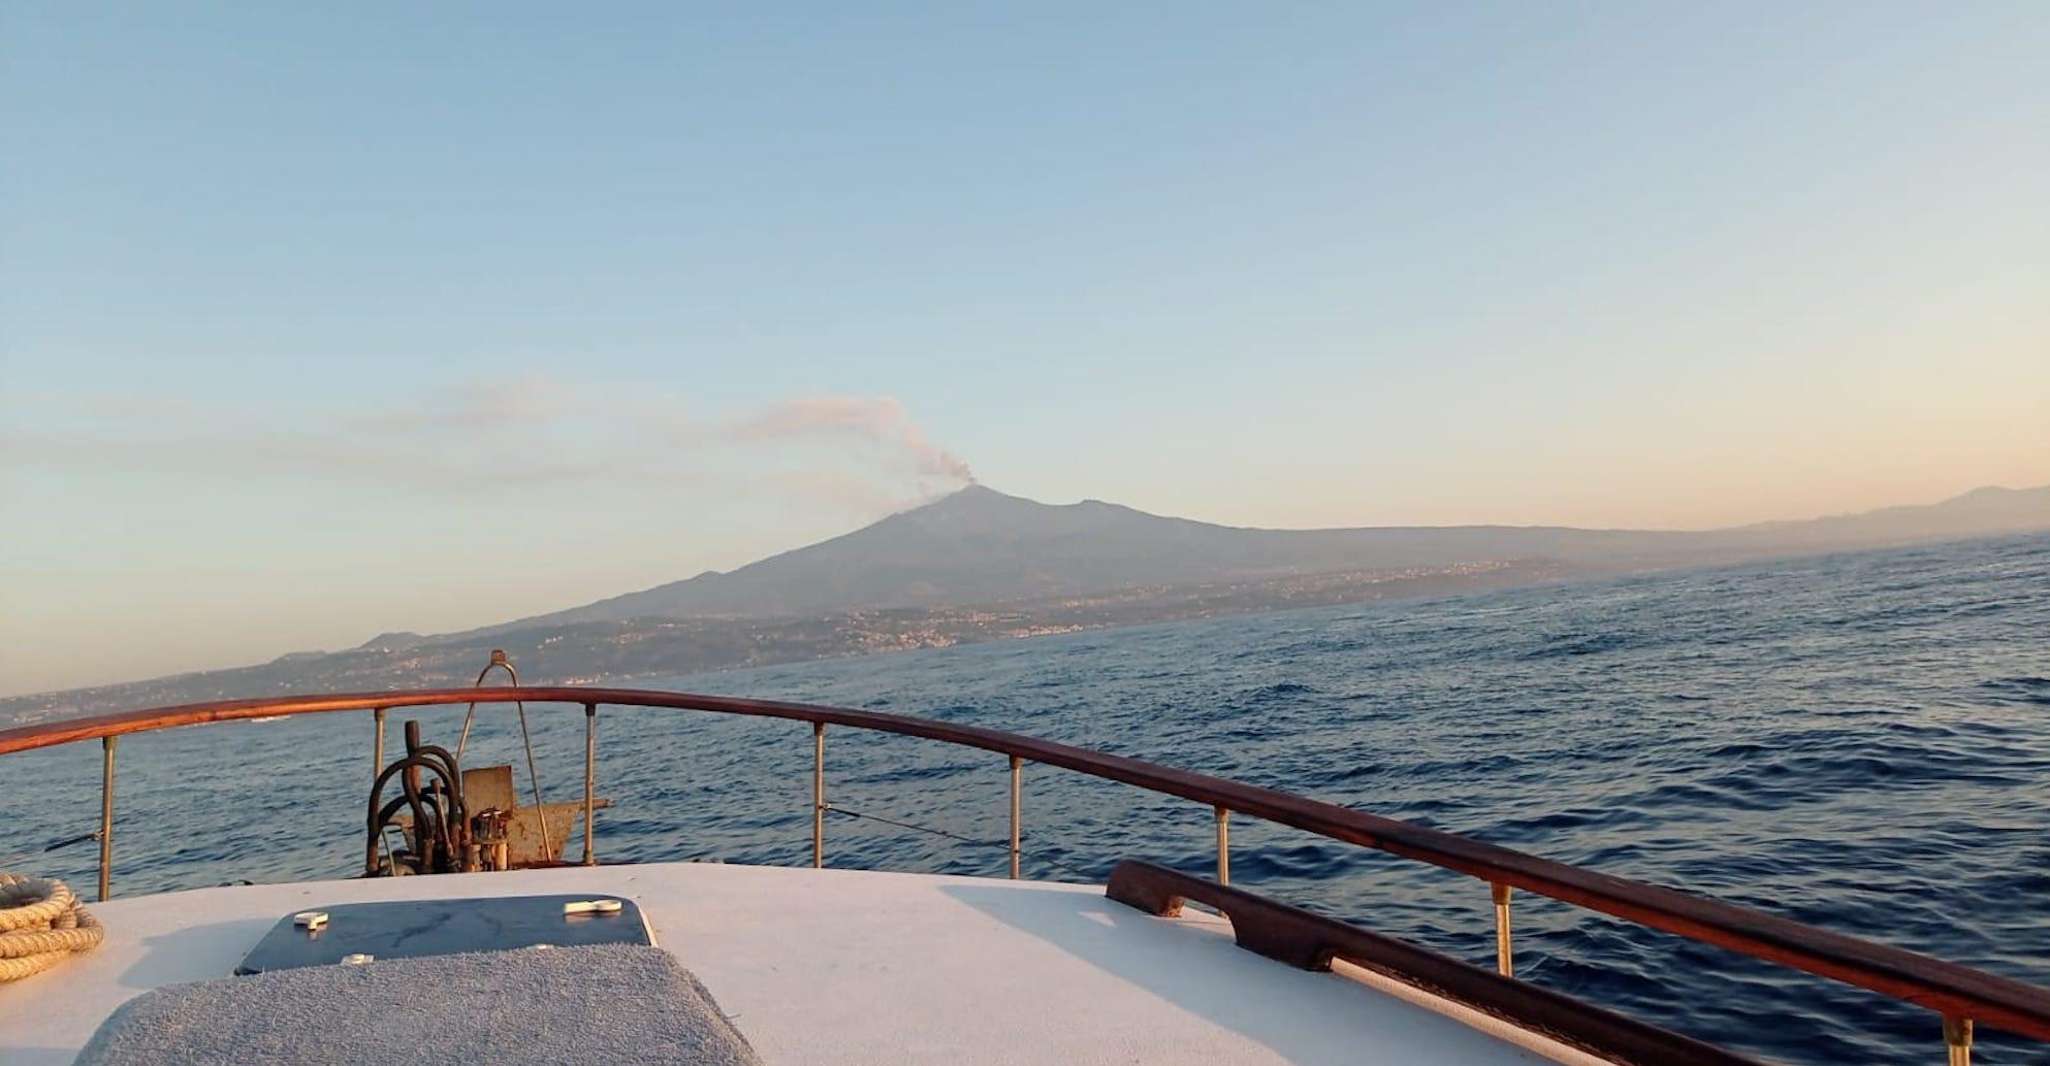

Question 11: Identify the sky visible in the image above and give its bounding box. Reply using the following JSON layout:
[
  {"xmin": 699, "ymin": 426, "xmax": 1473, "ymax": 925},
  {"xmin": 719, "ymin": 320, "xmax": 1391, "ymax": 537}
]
[{"xmin": 3, "ymin": 2, "xmax": 2047, "ymax": 696}]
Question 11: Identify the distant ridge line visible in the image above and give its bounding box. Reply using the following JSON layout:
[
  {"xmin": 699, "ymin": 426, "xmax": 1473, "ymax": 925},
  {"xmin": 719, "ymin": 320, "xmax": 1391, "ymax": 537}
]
[{"xmin": 461, "ymin": 482, "xmax": 2050, "ymax": 638}]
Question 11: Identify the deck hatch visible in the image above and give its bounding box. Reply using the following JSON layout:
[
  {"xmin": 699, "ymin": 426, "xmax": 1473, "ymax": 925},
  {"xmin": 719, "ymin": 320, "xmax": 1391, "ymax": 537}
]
[{"xmin": 233, "ymin": 893, "xmax": 651, "ymax": 974}]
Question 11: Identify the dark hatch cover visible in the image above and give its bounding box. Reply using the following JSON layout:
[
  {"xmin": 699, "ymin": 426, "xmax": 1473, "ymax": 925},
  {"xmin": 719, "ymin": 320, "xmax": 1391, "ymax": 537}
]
[{"xmin": 234, "ymin": 893, "xmax": 651, "ymax": 974}]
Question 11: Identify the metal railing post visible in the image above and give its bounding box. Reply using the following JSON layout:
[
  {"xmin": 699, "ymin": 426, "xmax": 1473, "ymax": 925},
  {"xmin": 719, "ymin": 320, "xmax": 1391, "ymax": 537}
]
[
  {"xmin": 582, "ymin": 703, "xmax": 598, "ymax": 866},
  {"xmin": 1008, "ymin": 756, "xmax": 1022, "ymax": 879},
  {"xmin": 1215, "ymin": 805, "xmax": 1230, "ymax": 886},
  {"xmin": 1945, "ymin": 1015, "xmax": 1972, "ymax": 1066},
  {"xmin": 1492, "ymin": 882, "xmax": 1514, "ymax": 976},
  {"xmin": 372, "ymin": 707, "xmax": 386, "ymax": 775},
  {"xmin": 98, "ymin": 736, "xmax": 117, "ymax": 901},
  {"xmin": 811, "ymin": 722, "xmax": 826, "ymax": 869}
]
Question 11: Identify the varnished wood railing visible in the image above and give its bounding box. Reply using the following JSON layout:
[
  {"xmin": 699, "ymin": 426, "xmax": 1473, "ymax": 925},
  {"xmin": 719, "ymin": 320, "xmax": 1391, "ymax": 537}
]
[
  {"xmin": 1107, "ymin": 860, "xmax": 1757, "ymax": 1065},
  {"xmin": 2, "ymin": 685, "xmax": 2041, "ymax": 1062}
]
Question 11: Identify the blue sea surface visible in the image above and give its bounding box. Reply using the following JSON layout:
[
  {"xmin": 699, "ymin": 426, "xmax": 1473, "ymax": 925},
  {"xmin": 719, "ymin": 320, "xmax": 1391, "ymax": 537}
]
[{"xmin": 5, "ymin": 533, "xmax": 2049, "ymax": 1064}]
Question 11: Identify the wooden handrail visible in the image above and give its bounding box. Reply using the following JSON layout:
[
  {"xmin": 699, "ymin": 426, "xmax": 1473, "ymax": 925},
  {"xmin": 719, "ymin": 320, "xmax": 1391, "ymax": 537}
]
[
  {"xmin": 1107, "ymin": 860, "xmax": 1758, "ymax": 1066},
  {"xmin": 4, "ymin": 685, "xmax": 2048, "ymax": 1044}
]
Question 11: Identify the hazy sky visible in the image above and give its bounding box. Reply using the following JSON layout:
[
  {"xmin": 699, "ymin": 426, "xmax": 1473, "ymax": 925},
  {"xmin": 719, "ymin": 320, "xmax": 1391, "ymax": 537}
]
[{"xmin": 3, "ymin": 2, "xmax": 2047, "ymax": 696}]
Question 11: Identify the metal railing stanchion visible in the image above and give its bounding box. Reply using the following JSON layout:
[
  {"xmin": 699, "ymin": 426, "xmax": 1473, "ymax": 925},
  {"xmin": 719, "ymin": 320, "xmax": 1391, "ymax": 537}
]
[
  {"xmin": 1945, "ymin": 1015, "xmax": 1972, "ymax": 1066},
  {"xmin": 1215, "ymin": 805, "xmax": 1230, "ymax": 886},
  {"xmin": 1008, "ymin": 756, "xmax": 1022, "ymax": 879},
  {"xmin": 812, "ymin": 722, "xmax": 826, "ymax": 868},
  {"xmin": 583, "ymin": 703, "xmax": 598, "ymax": 866},
  {"xmin": 98, "ymin": 736, "xmax": 117, "ymax": 901},
  {"xmin": 1493, "ymin": 883, "xmax": 1514, "ymax": 976}
]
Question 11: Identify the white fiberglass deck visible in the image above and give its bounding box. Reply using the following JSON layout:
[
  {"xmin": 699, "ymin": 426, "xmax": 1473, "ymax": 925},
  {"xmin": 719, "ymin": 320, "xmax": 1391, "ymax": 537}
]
[{"xmin": 1, "ymin": 862, "xmax": 1573, "ymax": 1065}]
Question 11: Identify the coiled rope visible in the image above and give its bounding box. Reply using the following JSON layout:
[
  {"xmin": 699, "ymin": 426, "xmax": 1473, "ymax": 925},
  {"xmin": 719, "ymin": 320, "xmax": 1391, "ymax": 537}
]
[{"xmin": 0, "ymin": 874, "xmax": 104, "ymax": 982}]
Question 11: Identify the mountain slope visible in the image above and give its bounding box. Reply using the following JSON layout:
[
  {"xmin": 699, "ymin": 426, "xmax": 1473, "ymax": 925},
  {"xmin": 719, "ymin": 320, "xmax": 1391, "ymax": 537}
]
[
  {"xmin": 1727, "ymin": 484, "xmax": 2050, "ymax": 547},
  {"xmin": 484, "ymin": 483, "xmax": 2050, "ymax": 632},
  {"xmin": 483, "ymin": 486, "xmax": 1660, "ymax": 630}
]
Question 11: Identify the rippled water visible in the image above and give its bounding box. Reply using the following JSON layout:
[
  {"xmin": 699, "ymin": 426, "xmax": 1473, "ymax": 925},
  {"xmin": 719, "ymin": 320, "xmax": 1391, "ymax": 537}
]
[{"xmin": 6, "ymin": 533, "xmax": 2049, "ymax": 1063}]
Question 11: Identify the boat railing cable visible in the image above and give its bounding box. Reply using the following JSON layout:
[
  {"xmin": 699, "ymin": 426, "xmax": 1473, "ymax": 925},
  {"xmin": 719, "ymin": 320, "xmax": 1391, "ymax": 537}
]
[
  {"xmin": 821, "ymin": 804, "xmax": 1099, "ymax": 882},
  {"xmin": 822, "ymin": 804, "xmax": 994, "ymax": 848}
]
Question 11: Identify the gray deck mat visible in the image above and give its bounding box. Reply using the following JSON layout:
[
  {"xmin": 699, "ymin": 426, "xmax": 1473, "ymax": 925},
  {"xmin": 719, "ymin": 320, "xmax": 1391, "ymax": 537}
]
[{"xmin": 75, "ymin": 943, "xmax": 763, "ymax": 1066}]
